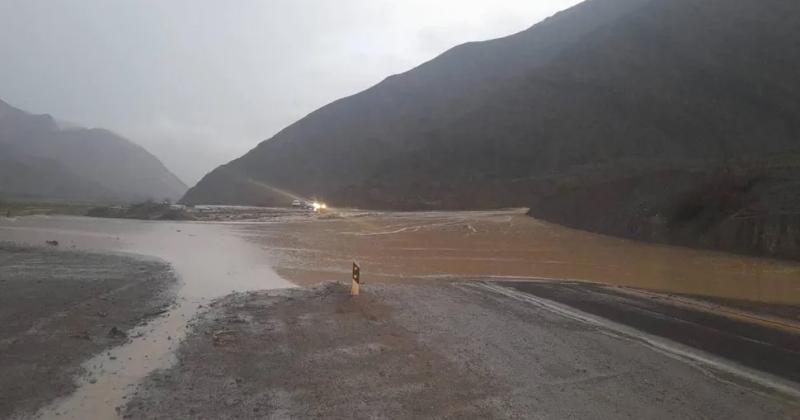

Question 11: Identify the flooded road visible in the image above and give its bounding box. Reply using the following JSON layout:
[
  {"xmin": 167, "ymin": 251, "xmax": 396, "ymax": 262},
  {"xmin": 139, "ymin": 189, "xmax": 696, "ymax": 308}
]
[
  {"xmin": 0, "ymin": 216, "xmax": 293, "ymax": 419},
  {"xmin": 8, "ymin": 209, "xmax": 797, "ymax": 308},
  {"xmin": 2, "ymin": 208, "xmax": 800, "ymax": 417},
  {"xmin": 244, "ymin": 209, "xmax": 800, "ymax": 306}
]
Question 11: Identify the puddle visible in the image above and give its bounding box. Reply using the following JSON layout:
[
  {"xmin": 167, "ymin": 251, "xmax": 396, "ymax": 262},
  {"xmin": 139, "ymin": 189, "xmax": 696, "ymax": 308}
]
[{"xmin": 0, "ymin": 216, "xmax": 293, "ymax": 419}]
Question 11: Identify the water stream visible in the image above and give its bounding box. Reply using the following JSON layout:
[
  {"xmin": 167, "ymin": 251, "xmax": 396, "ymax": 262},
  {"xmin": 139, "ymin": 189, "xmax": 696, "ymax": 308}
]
[{"xmin": 0, "ymin": 216, "xmax": 294, "ymax": 419}]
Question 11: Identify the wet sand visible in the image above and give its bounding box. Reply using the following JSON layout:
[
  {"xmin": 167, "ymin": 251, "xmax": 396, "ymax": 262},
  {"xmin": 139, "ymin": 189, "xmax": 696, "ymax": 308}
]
[
  {"xmin": 0, "ymin": 243, "xmax": 175, "ymax": 419},
  {"xmin": 124, "ymin": 281, "xmax": 799, "ymax": 419}
]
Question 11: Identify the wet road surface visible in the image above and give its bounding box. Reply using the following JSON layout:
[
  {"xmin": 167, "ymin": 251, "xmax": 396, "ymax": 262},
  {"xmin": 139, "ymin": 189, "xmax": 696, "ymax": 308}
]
[
  {"xmin": 495, "ymin": 279, "xmax": 800, "ymax": 387},
  {"xmin": 124, "ymin": 281, "xmax": 800, "ymax": 419}
]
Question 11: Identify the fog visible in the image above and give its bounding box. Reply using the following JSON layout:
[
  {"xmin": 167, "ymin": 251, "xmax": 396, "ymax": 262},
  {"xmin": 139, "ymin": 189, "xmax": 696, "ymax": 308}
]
[{"xmin": 0, "ymin": 0, "xmax": 580, "ymax": 185}]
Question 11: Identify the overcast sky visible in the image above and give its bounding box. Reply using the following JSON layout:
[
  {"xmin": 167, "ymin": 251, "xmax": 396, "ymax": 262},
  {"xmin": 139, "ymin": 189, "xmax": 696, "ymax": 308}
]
[{"xmin": 0, "ymin": 0, "xmax": 581, "ymax": 185}]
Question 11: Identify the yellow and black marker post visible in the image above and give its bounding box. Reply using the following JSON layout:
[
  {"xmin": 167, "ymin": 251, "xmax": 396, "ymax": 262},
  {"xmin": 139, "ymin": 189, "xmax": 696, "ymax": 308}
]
[{"xmin": 351, "ymin": 261, "xmax": 361, "ymax": 296}]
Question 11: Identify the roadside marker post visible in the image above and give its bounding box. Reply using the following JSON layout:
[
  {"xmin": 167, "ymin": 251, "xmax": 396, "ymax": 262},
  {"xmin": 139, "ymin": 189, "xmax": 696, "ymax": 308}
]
[{"xmin": 351, "ymin": 261, "xmax": 361, "ymax": 296}]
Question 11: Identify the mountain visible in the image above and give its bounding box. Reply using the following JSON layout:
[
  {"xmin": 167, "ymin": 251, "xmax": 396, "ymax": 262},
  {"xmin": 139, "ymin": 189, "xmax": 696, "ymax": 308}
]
[
  {"xmin": 0, "ymin": 99, "xmax": 187, "ymax": 203},
  {"xmin": 183, "ymin": 0, "xmax": 800, "ymax": 258}
]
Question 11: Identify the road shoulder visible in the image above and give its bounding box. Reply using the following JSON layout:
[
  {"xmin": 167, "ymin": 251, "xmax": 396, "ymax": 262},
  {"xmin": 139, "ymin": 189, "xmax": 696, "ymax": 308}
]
[{"xmin": 125, "ymin": 280, "xmax": 798, "ymax": 419}]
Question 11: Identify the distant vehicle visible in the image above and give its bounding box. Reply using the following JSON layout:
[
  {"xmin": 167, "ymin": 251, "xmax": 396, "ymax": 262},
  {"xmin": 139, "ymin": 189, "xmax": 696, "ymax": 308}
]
[
  {"xmin": 291, "ymin": 199, "xmax": 327, "ymax": 212},
  {"xmin": 311, "ymin": 201, "xmax": 327, "ymax": 212}
]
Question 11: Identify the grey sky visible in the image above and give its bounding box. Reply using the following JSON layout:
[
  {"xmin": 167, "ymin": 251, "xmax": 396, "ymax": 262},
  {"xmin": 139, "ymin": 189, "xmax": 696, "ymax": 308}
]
[{"xmin": 0, "ymin": 0, "xmax": 581, "ymax": 185}]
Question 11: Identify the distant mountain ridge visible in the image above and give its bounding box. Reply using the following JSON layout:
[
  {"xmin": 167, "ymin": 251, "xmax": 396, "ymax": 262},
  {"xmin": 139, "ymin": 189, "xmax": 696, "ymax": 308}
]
[
  {"xmin": 0, "ymin": 99, "xmax": 186, "ymax": 203},
  {"xmin": 183, "ymin": 0, "xmax": 800, "ymax": 259},
  {"xmin": 184, "ymin": 0, "xmax": 800, "ymax": 209}
]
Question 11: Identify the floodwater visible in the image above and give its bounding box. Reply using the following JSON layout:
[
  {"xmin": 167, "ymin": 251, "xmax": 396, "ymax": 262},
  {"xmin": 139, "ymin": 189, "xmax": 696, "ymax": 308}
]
[
  {"xmin": 2, "ymin": 208, "xmax": 800, "ymax": 417},
  {"xmin": 243, "ymin": 208, "xmax": 800, "ymax": 306},
  {"xmin": 0, "ymin": 215, "xmax": 293, "ymax": 419}
]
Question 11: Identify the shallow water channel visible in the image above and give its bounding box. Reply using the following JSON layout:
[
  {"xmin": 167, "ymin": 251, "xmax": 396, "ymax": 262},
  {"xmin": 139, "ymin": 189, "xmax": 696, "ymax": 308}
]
[{"xmin": 0, "ymin": 215, "xmax": 293, "ymax": 419}]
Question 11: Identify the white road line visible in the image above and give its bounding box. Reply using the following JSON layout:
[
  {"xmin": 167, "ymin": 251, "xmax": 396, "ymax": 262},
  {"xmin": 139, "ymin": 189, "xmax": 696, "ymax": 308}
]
[{"xmin": 462, "ymin": 281, "xmax": 800, "ymax": 400}]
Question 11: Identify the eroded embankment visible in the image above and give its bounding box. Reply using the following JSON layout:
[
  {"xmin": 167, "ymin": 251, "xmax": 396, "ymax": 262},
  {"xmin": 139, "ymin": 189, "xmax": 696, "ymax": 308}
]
[{"xmin": 0, "ymin": 243, "xmax": 176, "ymax": 419}]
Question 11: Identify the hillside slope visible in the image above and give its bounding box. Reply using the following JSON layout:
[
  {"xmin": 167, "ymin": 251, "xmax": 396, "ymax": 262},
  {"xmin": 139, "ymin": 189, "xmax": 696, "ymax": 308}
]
[
  {"xmin": 0, "ymin": 99, "xmax": 187, "ymax": 203},
  {"xmin": 183, "ymin": 0, "xmax": 800, "ymax": 258},
  {"xmin": 184, "ymin": 0, "xmax": 799, "ymax": 208}
]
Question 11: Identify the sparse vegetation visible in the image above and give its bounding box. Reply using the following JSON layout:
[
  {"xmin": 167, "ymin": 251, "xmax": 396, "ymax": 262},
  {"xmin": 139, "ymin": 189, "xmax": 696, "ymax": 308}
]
[
  {"xmin": 0, "ymin": 200, "xmax": 94, "ymax": 217},
  {"xmin": 87, "ymin": 200, "xmax": 195, "ymax": 221}
]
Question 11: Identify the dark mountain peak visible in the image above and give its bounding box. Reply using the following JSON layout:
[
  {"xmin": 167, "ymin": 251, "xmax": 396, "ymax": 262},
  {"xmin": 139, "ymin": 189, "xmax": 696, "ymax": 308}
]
[{"xmin": 184, "ymin": 0, "xmax": 800, "ymax": 213}]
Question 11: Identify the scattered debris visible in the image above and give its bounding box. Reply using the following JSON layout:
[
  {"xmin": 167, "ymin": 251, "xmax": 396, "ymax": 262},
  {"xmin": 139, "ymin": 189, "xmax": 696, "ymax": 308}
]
[{"xmin": 145, "ymin": 308, "xmax": 170, "ymax": 317}]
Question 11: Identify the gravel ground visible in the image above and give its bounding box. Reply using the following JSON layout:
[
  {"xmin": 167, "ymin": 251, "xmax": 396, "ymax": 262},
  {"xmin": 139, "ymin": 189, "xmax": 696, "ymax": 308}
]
[
  {"xmin": 124, "ymin": 280, "xmax": 799, "ymax": 419},
  {"xmin": 0, "ymin": 243, "xmax": 176, "ymax": 419}
]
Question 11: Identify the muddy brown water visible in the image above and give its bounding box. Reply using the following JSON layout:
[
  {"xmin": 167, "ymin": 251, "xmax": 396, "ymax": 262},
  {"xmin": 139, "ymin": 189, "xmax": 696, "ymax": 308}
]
[
  {"xmin": 1, "ymin": 208, "xmax": 800, "ymax": 418},
  {"xmin": 241, "ymin": 208, "xmax": 800, "ymax": 306}
]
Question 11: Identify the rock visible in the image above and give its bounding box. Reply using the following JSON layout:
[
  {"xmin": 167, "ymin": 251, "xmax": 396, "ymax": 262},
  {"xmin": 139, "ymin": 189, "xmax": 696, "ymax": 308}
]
[
  {"xmin": 145, "ymin": 308, "xmax": 169, "ymax": 317},
  {"xmin": 108, "ymin": 326, "xmax": 128, "ymax": 339}
]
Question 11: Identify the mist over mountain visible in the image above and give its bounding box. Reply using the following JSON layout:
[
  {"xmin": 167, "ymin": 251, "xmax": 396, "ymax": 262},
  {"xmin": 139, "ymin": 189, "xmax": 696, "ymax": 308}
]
[
  {"xmin": 0, "ymin": 99, "xmax": 186, "ymax": 203},
  {"xmin": 184, "ymin": 0, "xmax": 800, "ymax": 258}
]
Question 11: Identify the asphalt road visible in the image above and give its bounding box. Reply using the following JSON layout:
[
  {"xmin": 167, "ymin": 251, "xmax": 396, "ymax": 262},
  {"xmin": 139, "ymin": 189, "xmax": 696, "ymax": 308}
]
[{"xmin": 499, "ymin": 279, "xmax": 800, "ymax": 384}]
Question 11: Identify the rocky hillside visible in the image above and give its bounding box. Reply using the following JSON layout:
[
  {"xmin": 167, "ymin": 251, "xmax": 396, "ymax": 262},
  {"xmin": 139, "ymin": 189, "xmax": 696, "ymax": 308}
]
[
  {"xmin": 183, "ymin": 0, "xmax": 800, "ymax": 258},
  {"xmin": 527, "ymin": 158, "xmax": 800, "ymax": 259},
  {"xmin": 0, "ymin": 99, "xmax": 186, "ymax": 203}
]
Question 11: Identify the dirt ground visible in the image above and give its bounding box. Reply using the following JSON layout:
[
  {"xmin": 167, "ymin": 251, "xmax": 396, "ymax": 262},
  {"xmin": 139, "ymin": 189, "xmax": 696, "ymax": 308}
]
[
  {"xmin": 0, "ymin": 243, "xmax": 176, "ymax": 419},
  {"xmin": 124, "ymin": 281, "xmax": 799, "ymax": 419}
]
